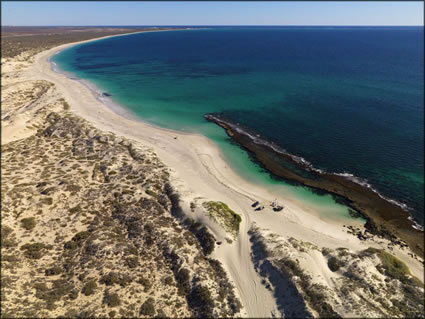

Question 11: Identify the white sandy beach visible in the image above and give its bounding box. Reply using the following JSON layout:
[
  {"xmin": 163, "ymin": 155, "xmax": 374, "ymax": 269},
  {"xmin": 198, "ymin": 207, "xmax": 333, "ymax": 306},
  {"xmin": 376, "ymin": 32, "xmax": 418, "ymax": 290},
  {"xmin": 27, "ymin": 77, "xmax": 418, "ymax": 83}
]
[{"xmin": 3, "ymin": 32, "xmax": 424, "ymax": 317}]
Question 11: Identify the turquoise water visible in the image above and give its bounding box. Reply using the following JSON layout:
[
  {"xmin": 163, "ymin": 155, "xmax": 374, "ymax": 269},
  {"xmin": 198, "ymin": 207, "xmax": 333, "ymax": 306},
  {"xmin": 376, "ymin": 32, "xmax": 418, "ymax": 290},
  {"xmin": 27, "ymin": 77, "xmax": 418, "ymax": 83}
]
[{"xmin": 53, "ymin": 27, "xmax": 424, "ymax": 226}]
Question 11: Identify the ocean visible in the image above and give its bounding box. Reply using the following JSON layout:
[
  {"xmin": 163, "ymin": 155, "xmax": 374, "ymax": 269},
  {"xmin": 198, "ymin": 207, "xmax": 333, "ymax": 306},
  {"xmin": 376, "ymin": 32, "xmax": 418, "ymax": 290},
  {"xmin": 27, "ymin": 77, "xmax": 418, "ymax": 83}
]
[{"xmin": 52, "ymin": 26, "xmax": 424, "ymax": 226}]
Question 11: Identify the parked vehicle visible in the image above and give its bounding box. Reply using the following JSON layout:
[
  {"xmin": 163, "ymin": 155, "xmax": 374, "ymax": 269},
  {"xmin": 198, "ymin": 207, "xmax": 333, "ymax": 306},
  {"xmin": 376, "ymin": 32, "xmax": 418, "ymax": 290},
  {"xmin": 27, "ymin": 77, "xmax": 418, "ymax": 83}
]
[{"xmin": 273, "ymin": 205, "xmax": 284, "ymax": 212}]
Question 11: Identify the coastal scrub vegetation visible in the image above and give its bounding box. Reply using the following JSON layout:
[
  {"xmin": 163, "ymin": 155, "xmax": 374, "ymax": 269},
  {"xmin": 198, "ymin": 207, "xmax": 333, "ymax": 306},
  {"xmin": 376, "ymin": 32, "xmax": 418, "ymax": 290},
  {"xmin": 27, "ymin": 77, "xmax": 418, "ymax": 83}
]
[
  {"xmin": 140, "ymin": 297, "xmax": 155, "ymax": 316},
  {"xmin": 248, "ymin": 226, "xmax": 336, "ymax": 318},
  {"xmin": 203, "ymin": 201, "xmax": 241, "ymax": 237},
  {"xmin": 20, "ymin": 217, "xmax": 37, "ymax": 230},
  {"xmin": 184, "ymin": 218, "xmax": 216, "ymax": 255},
  {"xmin": 1, "ymin": 109, "xmax": 242, "ymax": 317},
  {"xmin": 20, "ymin": 242, "xmax": 49, "ymax": 259},
  {"xmin": 45, "ymin": 265, "xmax": 62, "ymax": 276},
  {"xmin": 248, "ymin": 226, "xmax": 424, "ymax": 318},
  {"xmin": 58, "ymin": 98, "xmax": 70, "ymax": 110},
  {"xmin": 327, "ymin": 256, "xmax": 343, "ymax": 272},
  {"xmin": 1, "ymin": 226, "xmax": 17, "ymax": 249},
  {"xmin": 363, "ymin": 247, "xmax": 423, "ymax": 287},
  {"xmin": 82, "ymin": 280, "xmax": 97, "ymax": 296},
  {"xmin": 103, "ymin": 291, "xmax": 121, "ymax": 307},
  {"xmin": 188, "ymin": 285, "xmax": 215, "ymax": 317}
]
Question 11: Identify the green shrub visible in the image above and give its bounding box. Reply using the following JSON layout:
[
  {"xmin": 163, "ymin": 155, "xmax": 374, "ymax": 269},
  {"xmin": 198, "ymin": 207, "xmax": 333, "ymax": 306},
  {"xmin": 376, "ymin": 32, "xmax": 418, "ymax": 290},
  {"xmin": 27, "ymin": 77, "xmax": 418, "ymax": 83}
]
[
  {"xmin": 101, "ymin": 273, "xmax": 120, "ymax": 286},
  {"xmin": 72, "ymin": 231, "xmax": 90, "ymax": 242},
  {"xmin": 196, "ymin": 226, "xmax": 215, "ymax": 255},
  {"xmin": 66, "ymin": 184, "xmax": 81, "ymax": 192},
  {"xmin": 336, "ymin": 247, "xmax": 350, "ymax": 257},
  {"xmin": 63, "ymin": 231, "xmax": 90, "ymax": 250},
  {"xmin": 321, "ymin": 247, "xmax": 333, "ymax": 256},
  {"xmin": 176, "ymin": 268, "xmax": 190, "ymax": 296},
  {"xmin": 20, "ymin": 242, "xmax": 46, "ymax": 259},
  {"xmin": 1, "ymin": 226, "xmax": 16, "ymax": 248},
  {"xmin": 45, "ymin": 266, "xmax": 62, "ymax": 276},
  {"xmin": 69, "ymin": 205, "xmax": 81, "ymax": 214},
  {"xmin": 42, "ymin": 197, "xmax": 53, "ymax": 205},
  {"xmin": 104, "ymin": 291, "xmax": 121, "ymax": 307},
  {"xmin": 185, "ymin": 219, "xmax": 216, "ymax": 255},
  {"xmin": 146, "ymin": 189, "xmax": 157, "ymax": 197},
  {"xmin": 64, "ymin": 240, "xmax": 78, "ymax": 250},
  {"xmin": 63, "ymin": 101, "xmax": 70, "ymax": 110},
  {"xmin": 140, "ymin": 297, "xmax": 156, "ymax": 316},
  {"xmin": 377, "ymin": 250, "xmax": 410, "ymax": 281},
  {"xmin": 69, "ymin": 288, "xmax": 79, "ymax": 300},
  {"xmin": 34, "ymin": 282, "xmax": 48, "ymax": 292},
  {"xmin": 125, "ymin": 256, "xmax": 139, "ymax": 269},
  {"xmin": 100, "ymin": 272, "xmax": 131, "ymax": 287},
  {"xmin": 1, "ymin": 226, "xmax": 13, "ymax": 240},
  {"xmin": 35, "ymin": 279, "xmax": 74, "ymax": 305},
  {"xmin": 21, "ymin": 217, "xmax": 36, "ymax": 230},
  {"xmin": 327, "ymin": 256, "xmax": 341, "ymax": 272},
  {"xmin": 138, "ymin": 276, "xmax": 152, "ymax": 292},
  {"xmin": 64, "ymin": 309, "xmax": 79, "ymax": 317},
  {"xmin": 164, "ymin": 276, "xmax": 173, "ymax": 286},
  {"xmin": 2, "ymin": 255, "xmax": 19, "ymax": 263},
  {"xmin": 188, "ymin": 285, "xmax": 214, "ymax": 316},
  {"xmin": 82, "ymin": 280, "xmax": 97, "ymax": 296},
  {"xmin": 363, "ymin": 247, "xmax": 421, "ymax": 285}
]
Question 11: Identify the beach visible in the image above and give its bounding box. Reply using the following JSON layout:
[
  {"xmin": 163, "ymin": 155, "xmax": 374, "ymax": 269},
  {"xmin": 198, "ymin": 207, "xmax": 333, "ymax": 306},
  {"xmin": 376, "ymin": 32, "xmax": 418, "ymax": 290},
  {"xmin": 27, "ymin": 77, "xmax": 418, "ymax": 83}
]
[{"xmin": 2, "ymin": 32, "xmax": 424, "ymax": 317}]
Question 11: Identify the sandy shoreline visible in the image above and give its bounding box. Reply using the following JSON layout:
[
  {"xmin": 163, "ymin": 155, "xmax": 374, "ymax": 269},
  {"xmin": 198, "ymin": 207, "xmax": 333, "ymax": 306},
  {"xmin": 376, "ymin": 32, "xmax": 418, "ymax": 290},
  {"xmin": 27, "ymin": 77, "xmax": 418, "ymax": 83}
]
[{"xmin": 6, "ymin": 31, "xmax": 424, "ymax": 317}]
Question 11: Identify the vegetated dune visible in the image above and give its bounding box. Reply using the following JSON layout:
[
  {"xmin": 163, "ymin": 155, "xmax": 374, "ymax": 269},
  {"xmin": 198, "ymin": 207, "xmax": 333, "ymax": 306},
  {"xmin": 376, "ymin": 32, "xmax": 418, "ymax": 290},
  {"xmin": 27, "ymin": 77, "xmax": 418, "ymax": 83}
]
[
  {"xmin": 248, "ymin": 224, "xmax": 424, "ymax": 318},
  {"xmin": 1, "ymin": 112, "xmax": 242, "ymax": 318},
  {"xmin": 1, "ymin": 58, "xmax": 241, "ymax": 317}
]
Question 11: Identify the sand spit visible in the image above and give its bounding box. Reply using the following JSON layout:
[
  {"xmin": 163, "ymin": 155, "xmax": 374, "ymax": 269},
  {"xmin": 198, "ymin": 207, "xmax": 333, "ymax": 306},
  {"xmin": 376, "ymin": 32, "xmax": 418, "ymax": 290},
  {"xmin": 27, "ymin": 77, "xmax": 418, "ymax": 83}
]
[{"xmin": 2, "ymin": 32, "xmax": 424, "ymax": 318}]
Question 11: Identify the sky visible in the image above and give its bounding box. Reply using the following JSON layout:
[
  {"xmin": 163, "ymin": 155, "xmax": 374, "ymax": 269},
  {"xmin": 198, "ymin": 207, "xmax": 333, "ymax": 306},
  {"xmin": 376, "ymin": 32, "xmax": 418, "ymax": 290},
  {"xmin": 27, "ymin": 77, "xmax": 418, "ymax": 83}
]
[{"xmin": 2, "ymin": 1, "xmax": 424, "ymax": 26}]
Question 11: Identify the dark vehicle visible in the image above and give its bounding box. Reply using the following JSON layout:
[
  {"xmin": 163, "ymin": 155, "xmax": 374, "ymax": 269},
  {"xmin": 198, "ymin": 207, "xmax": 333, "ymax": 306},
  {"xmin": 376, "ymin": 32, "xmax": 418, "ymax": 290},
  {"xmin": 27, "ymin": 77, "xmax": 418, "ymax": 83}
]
[
  {"xmin": 255, "ymin": 205, "xmax": 264, "ymax": 211},
  {"xmin": 273, "ymin": 206, "xmax": 284, "ymax": 212},
  {"xmin": 252, "ymin": 201, "xmax": 259, "ymax": 208}
]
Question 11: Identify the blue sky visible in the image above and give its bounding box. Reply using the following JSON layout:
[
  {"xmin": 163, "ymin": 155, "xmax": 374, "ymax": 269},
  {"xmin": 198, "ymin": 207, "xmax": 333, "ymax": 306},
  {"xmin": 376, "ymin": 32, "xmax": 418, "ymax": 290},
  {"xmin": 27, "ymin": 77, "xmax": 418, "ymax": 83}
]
[{"xmin": 2, "ymin": 1, "xmax": 423, "ymax": 26}]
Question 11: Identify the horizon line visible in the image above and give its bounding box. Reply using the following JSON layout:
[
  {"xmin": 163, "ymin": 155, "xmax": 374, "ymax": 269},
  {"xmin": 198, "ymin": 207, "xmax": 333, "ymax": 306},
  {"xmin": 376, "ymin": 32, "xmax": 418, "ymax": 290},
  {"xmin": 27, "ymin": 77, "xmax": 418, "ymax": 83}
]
[{"xmin": 3, "ymin": 24, "xmax": 424, "ymax": 27}]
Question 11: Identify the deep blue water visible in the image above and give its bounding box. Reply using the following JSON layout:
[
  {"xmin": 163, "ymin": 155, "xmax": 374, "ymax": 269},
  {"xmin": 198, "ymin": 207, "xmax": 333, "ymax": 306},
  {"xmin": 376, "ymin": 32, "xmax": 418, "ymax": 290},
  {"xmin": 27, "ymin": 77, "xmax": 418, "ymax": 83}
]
[{"xmin": 53, "ymin": 27, "xmax": 424, "ymax": 225}]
